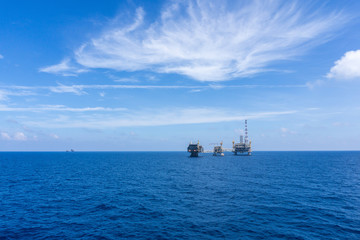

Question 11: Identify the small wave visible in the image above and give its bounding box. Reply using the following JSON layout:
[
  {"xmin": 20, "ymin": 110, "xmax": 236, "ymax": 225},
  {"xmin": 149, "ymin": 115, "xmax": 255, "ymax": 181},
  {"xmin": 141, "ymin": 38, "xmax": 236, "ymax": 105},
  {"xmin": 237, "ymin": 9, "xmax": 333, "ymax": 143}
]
[{"xmin": 93, "ymin": 203, "xmax": 118, "ymax": 211}]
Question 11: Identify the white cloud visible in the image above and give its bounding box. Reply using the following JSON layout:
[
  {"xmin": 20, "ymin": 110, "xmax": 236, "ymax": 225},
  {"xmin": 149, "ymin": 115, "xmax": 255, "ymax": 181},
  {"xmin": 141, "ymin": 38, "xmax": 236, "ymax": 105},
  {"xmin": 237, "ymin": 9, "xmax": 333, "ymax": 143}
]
[
  {"xmin": 70, "ymin": 0, "xmax": 345, "ymax": 81},
  {"xmin": 49, "ymin": 84, "xmax": 86, "ymax": 95},
  {"xmin": 39, "ymin": 58, "xmax": 88, "ymax": 76},
  {"xmin": 24, "ymin": 108, "xmax": 296, "ymax": 128},
  {"xmin": 189, "ymin": 89, "xmax": 202, "ymax": 93},
  {"xmin": 306, "ymin": 79, "xmax": 325, "ymax": 89},
  {"xmin": 1, "ymin": 132, "xmax": 28, "ymax": 141},
  {"xmin": 306, "ymin": 107, "xmax": 320, "ymax": 111},
  {"xmin": 281, "ymin": 127, "xmax": 289, "ymax": 133},
  {"xmin": 1, "ymin": 132, "xmax": 11, "ymax": 140},
  {"xmin": 107, "ymin": 74, "xmax": 140, "ymax": 83},
  {"xmin": 0, "ymin": 54, "xmax": 3, "ymax": 59},
  {"xmin": 113, "ymin": 78, "xmax": 139, "ymax": 83},
  {"xmin": 209, "ymin": 84, "xmax": 225, "ymax": 90},
  {"xmin": 331, "ymin": 121, "xmax": 350, "ymax": 127},
  {"xmin": 14, "ymin": 132, "xmax": 27, "ymax": 141},
  {"xmin": 50, "ymin": 134, "xmax": 59, "ymax": 139},
  {"xmin": 281, "ymin": 127, "xmax": 297, "ymax": 136},
  {"xmin": 2, "ymin": 130, "xmax": 61, "ymax": 141},
  {"xmin": 0, "ymin": 91, "xmax": 8, "ymax": 101},
  {"xmin": 327, "ymin": 50, "xmax": 360, "ymax": 80}
]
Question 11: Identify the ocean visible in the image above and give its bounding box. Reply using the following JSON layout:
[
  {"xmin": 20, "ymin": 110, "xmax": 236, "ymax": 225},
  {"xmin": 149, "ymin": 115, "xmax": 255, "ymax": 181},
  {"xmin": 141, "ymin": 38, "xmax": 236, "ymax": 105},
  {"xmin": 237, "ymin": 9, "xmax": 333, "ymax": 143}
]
[{"xmin": 0, "ymin": 151, "xmax": 359, "ymax": 239}]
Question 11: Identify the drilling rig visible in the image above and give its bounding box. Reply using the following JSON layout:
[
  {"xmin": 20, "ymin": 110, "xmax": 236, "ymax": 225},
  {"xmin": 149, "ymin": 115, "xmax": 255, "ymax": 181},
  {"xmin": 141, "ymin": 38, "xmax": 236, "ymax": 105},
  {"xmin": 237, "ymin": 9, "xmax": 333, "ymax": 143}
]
[
  {"xmin": 213, "ymin": 141, "xmax": 224, "ymax": 156},
  {"xmin": 187, "ymin": 140, "xmax": 204, "ymax": 157},
  {"xmin": 232, "ymin": 120, "xmax": 252, "ymax": 156}
]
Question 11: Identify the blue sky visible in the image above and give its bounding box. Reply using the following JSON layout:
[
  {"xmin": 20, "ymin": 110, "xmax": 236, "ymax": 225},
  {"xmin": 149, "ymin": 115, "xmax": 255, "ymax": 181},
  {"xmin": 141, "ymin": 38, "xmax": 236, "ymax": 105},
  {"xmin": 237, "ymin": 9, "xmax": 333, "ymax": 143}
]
[{"xmin": 1, "ymin": 0, "xmax": 360, "ymax": 151}]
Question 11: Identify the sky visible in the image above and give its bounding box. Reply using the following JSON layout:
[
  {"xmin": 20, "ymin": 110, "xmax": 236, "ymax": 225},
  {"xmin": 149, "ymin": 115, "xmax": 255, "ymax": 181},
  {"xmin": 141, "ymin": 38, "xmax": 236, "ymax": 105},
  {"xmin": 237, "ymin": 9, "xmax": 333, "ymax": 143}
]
[{"xmin": 1, "ymin": 0, "xmax": 360, "ymax": 151}]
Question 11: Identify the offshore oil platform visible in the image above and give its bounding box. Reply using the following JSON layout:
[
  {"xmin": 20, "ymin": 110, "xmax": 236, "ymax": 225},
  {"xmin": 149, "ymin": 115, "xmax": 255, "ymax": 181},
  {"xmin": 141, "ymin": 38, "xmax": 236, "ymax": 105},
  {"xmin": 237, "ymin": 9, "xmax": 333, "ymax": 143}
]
[
  {"xmin": 187, "ymin": 120, "xmax": 252, "ymax": 157},
  {"xmin": 232, "ymin": 120, "xmax": 252, "ymax": 156},
  {"xmin": 213, "ymin": 142, "xmax": 224, "ymax": 156},
  {"xmin": 187, "ymin": 141, "xmax": 204, "ymax": 157}
]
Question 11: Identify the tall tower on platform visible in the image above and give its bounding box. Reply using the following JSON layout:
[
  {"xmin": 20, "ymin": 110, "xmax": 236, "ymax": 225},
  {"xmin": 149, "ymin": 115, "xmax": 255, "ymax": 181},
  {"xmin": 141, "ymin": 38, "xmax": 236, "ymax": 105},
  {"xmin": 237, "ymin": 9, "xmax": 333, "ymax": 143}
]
[{"xmin": 244, "ymin": 120, "xmax": 248, "ymax": 144}]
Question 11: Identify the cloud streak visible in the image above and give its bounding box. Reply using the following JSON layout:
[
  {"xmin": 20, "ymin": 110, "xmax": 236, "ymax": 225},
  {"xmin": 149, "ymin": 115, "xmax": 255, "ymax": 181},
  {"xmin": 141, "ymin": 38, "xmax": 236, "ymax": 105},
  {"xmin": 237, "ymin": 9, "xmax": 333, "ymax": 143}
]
[
  {"xmin": 61, "ymin": 0, "xmax": 346, "ymax": 81},
  {"xmin": 0, "ymin": 104, "xmax": 126, "ymax": 112},
  {"xmin": 39, "ymin": 58, "xmax": 88, "ymax": 76},
  {"xmin": 0, "ymin": 83, "xmax": 307, "ymax": 100},
  {"xmin": 23, "ymin": 107, "xmax": 296, "ymax": 128},
  {"xmin": 49, "ymin": 84, "xmax": 87, "ymax": 95},
  {"xmin": 0, "ymin": 89, "xmax": 37, "ymax": 101},
  {"xmin": 2, "ymin": 83, "xmax": 307, "ymax": 92}
]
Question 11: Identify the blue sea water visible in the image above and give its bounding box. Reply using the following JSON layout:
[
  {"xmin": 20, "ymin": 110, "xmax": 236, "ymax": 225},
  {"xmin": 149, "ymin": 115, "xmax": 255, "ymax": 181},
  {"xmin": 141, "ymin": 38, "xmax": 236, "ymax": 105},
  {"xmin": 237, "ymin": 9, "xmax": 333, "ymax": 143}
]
[{"xmin": 0, "ymin": 151, "xmax": 359, "ymax": 239}]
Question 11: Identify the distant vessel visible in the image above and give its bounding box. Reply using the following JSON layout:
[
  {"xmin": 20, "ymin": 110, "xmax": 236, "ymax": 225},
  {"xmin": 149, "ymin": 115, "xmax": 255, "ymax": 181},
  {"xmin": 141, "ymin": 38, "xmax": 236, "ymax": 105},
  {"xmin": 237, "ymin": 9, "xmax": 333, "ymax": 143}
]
[
  {"xmin": 213, "ymin": 142, "xmax": 224, "ymax": 156},
  {"xmin": 187, "ymin": 141, "xmax": 204, "ymax": 157},
  {"xmin": 232, "ymin": 120, "xmax": 252, "ymax": 156}
]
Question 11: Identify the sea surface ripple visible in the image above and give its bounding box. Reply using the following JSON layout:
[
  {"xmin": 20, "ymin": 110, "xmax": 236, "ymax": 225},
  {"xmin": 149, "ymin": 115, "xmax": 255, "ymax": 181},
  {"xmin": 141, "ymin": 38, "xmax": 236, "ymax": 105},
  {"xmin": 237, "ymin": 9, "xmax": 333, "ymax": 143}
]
[{"xmin": 1, "ymin": 151, "xmax": 360, "ymax": 239}]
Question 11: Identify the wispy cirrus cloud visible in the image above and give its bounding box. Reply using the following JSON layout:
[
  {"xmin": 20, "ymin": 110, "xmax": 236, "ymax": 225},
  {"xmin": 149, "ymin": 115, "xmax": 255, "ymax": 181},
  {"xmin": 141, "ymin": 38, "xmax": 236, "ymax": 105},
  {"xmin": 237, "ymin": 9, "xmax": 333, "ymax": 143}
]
[
  {"xmin": 56, "ymin": 0, "xmax": 347, "ymax": 82},
  {"xmin": 2, "ymin": 83, "xmax": 307, "ymax": 92},
  {"xmin": 23, "ymin": 107, "xmax": 296, "ymax": 128},
  {"xmin": 0, "ymin": 83, "xmax": 307, "ymax": 99},
  {"xmin": 327, "ymin": 50, "xmax": 360, "ymax": 81},
  {"xmin": 107, "ymin": 73, "xmax": 140, "ymax": 83},
  {"xmin": 0, "ymin": 89, "xmax": 37, "ymax": 101},
  {"xmin": 305, "ymin": 79, "xmax": 325, "ymax": 90},
  {"xmin": 0, "ymin": 104, "xmax": 126, "ymax": 112},
  {"xmin": 0, "ymin": 54, "xmax": 3, "ymax": 59},
  {"xmin": 113, "ymin": 78, "xmax": 140, "ymax": 83},
  {"xmin": 0, "ymin": 82, "xmax": 307, "ymax": 103},
  {"xmin": 0, "ymin": 90, "xmax": 10, "ymax": 101},
  {"xmin": 49, "ymin": 83, "xmax": 86, "ymax": 95},
  {"xmin": 39, "ymin": 58, "xmax": 88, "ymax": 76}
]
